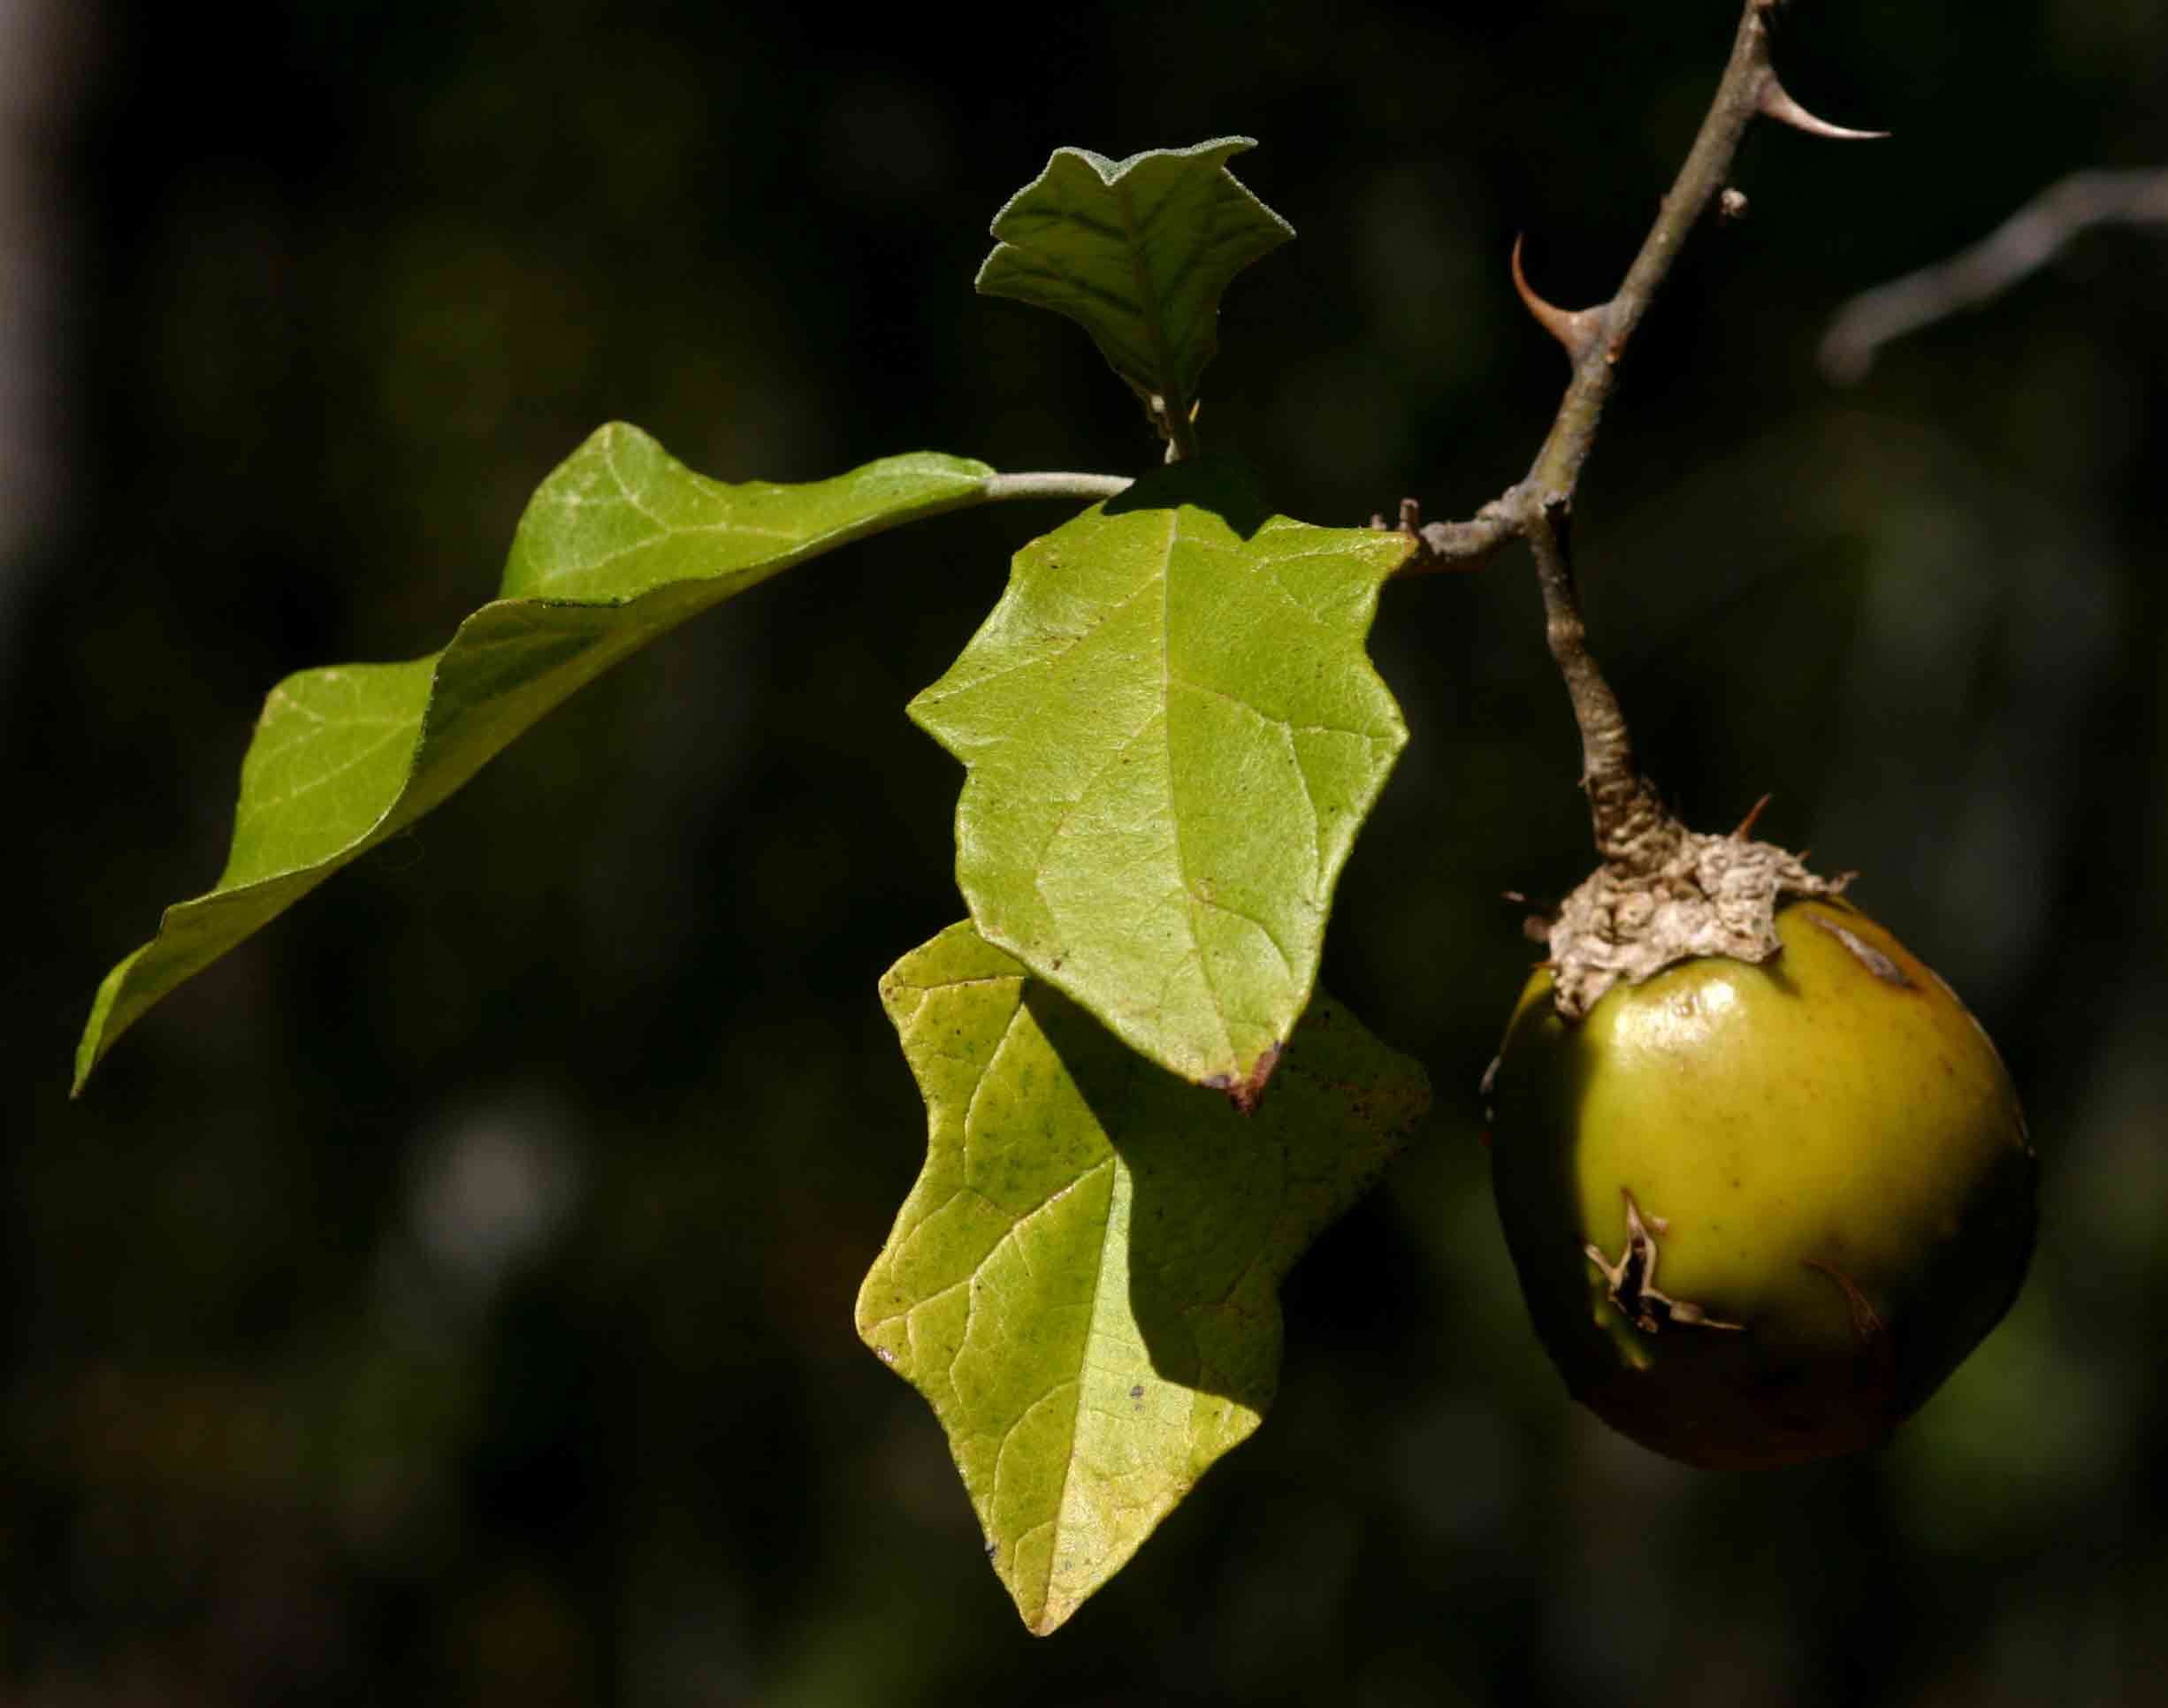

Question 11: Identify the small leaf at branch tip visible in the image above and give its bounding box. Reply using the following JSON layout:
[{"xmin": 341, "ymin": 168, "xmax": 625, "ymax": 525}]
[
  {"xmin": 976, "ymin": 139, "xmax": 1293, "ymax": 430},
  {"xmin": 1757, "ymin": 77, "xmax": 1889, "ymax": 141},
  {"xmin": 1509, "ymin": 235, "xmax": 1607, "ymax": 360}
]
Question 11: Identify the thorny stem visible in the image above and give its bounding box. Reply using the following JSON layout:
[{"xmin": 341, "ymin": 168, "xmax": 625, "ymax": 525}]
[
  {"xmin": 1521, "ymin": 0, "xmax": 1785, "ymax": 507},
  {"xmin": 1391, "ymin": 0, "xmax": 1866, "ymax": 866}
]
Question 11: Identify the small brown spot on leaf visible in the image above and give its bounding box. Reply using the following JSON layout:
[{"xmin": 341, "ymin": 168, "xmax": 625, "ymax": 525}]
[{"xmin": 1223, "ymin": 1042, "xmax": 1285, "ymax": 1114}]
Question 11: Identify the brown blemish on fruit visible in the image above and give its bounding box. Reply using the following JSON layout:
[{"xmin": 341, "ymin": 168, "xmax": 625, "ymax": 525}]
[
  {"xmin": 1808, "ymin": 911, "xmax": 1917, "ymax": 989},
  {"xmin": 1803, "ymin": 1257, "xmax": 1884, "ymax": 1345},
  {"xmin": 1584, "ymin": 1188, "xmax": 1746, "ymax": 1335},
  {"xmin": 1804, "ymin": 1257, "xmax": 1899, "ymax": 1396}
]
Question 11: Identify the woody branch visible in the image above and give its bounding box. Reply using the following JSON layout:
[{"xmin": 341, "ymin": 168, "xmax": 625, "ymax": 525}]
[{"xmin": 1383, "ymin": 0, "xmax": 1880, "ymax": 860}]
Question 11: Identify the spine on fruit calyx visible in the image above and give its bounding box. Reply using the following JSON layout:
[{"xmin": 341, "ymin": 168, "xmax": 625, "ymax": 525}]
[{"xmin": 1527, "ymin": 505, "xmax": 1847, "ymax": 1022}]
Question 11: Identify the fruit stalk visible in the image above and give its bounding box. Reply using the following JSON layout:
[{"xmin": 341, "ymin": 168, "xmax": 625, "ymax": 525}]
[
  {"xmin": 1523, "ymin": 501, "xmax": 1682, "ymax": 875},
  {"xmin": 1527, "ymin": 487, "xmax": 1845, "ymax": 1018}
]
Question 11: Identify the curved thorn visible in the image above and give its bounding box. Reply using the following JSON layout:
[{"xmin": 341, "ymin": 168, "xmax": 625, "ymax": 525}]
[
  {"xmin": 1758, "ymin": 74, "xmax": 1889, "ymax": 141},
  {"xmin": 1510, "ymin": 234, "xmax": 1607, "ymax": 360}
]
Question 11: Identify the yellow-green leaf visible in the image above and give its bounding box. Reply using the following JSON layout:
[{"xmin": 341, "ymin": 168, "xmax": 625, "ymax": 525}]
[
  {"xmin": 75, "ymin": 424, "xmax": 992, "ymax": 1093},
  {"xmin": 909, "ymin": 457, "xmax": 1414, "ymax": 1103},
  {"xmin": 858, "ymin": 922, "xmax": 1429, "ymax": 1633}
]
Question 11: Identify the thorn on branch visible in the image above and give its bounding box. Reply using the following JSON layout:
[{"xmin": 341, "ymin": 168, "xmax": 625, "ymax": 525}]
[
  {"xmin": 1407, "ymin": 2, "xmax": 1882, "ymax": 880},
  {"xmin": 1510, "ymin": 235, "xmax": 1611, "ymax": 362},
  {"xmin": 1755, "ymin": 73, "xmax": 1889, "ymax": 141}
]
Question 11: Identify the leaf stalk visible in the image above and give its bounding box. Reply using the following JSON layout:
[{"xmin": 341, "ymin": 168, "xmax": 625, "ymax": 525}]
[{"xmin": 982, "ymin": 471, "xmax": 1134, "ymax": 503}]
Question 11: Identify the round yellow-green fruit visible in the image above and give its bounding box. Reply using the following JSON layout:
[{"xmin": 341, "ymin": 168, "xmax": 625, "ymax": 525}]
[{"xmin": 1488, "ymin": 897, "xmax": 2036, "ymax": 1469}]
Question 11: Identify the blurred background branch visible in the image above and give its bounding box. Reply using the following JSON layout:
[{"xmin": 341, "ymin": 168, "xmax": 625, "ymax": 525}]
[{"xmin": 1821, "ymin": 166, "xmax": 2168, "ymax": 382}]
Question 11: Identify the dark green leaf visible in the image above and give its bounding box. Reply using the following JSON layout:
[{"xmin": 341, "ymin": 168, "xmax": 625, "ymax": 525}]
[
  {"xmin": 976, "ymin": 138, "xmax": 1293, "ymax": 425},
  {"xmin": 859, "ymin": 922, "xmax": 1429, "ymax": 1633}
]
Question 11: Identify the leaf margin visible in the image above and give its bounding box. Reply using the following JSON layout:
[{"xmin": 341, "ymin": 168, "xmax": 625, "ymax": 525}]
[
  {"xmin": 906, "ymin": 456, "xmax": 1417, "ymax": 1104},
  {"xmin": 974, "ymin": 136, "xmax": 1295, "ymax": 423},
  {"xmin": 858, "ymin": 919, "xmax": 1431, "ymax": 1633},
  {"xmin": 74, "ymin": 423, "xmax": 996, "ymax": 1094}
]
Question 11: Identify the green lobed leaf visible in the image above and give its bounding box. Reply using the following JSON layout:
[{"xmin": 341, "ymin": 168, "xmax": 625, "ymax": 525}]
[
  {"xmin": 858, "ymin": 922, "xmax": 1429, "ymax": 1634},
  {"xmin": 975, "ymin": 138, "xmax": 1293, "ymax": 423},
  {"xmin": 75, "ymin": 424, "xmax": 994, "ymax": 1093},
  {"xmin": 909, "ymin": 457, "xmax": 1414, "ymax": 1105}
]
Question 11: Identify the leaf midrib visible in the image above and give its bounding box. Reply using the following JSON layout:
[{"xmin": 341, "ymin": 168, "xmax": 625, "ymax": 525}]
[
  {"xmin": 1113, "ymin": 166, "xmax": 1185, "ymax": 414},
  {"xmin": 1157, "ymin": 507, "xmax": 1240, "ymax": 1073}
]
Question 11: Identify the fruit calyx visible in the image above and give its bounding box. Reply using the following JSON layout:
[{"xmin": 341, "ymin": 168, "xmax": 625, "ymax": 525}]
[
  {"xmin": 1516, "ymin": 506, "xmax": 1851, "ymax": 1019},
  {"xmin": 1542, "ymin": 807, "xmax": 1851, "ymax": 1020}
]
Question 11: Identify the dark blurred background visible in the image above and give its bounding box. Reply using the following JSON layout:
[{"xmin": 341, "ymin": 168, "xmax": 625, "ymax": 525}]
[{"xmin": 8, "ymin": 0, "xmax": 2167, "ymax": 1701}]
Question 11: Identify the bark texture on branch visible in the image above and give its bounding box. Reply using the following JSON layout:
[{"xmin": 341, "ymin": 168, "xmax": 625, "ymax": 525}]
[{"xmin": 1386, "ymin": 0, "xmax": 1878, "ymax": 1014}]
